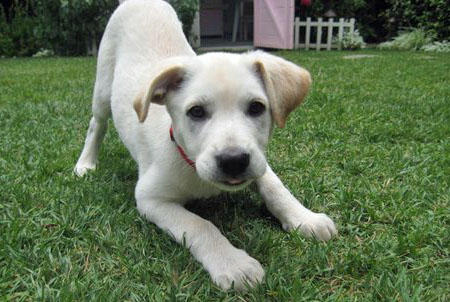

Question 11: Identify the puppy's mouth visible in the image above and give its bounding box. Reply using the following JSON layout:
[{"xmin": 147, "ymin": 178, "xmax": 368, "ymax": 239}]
[
  {"xmin": 212, "ymin": 177, "xmax": 252, "ymax": 191},
  {"xmin": 223, "ymin": 178, "xmax": 246, "ymax": 186},
  {"xmin": 215, "ymin": 178, "xmax": 253, "ymax": 192}
]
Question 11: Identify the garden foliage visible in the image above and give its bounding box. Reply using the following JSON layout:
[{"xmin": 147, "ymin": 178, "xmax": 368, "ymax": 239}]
[
  {"xmin": 0, "ymin": 0, "xmax": 197, "ymax": 57},
  {"xmin": 377, "ymin": 28, "xmax": 450, "ymax": 53},
  {"xmin": 378, "ymin": 29, "xmax": 434, "ymax": 51},
  {"xmin": 303, "ymin": 0, "xmax": 449, "ymax": 43},
  {"xmin": 421, "ymin": 41, "xmax": 450, "ymax": 53},
  {"xmin": 0, "ymin": 0, "xmax": 117, "ymax": 57},
  {"xmin": 383, "ymin": 0, "xmax": 449, "ymax": 40},
  {"xmin": 0, "ymin": 0, "xmax": 449, "ymax": 56},
  {"xmin": 0, "ymin": 1, "xmax": 42, "ymax": 57}
]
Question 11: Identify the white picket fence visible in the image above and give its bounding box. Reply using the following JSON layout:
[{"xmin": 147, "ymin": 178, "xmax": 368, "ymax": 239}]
[{"xmin": 294, "ymin": 17, "xmax": 355, "ymax": 50}]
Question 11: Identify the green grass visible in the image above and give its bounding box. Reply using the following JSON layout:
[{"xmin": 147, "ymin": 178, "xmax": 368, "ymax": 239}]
[{"xmin": 1, "ymin": 50, "xmax": 449, "ymax": 301}]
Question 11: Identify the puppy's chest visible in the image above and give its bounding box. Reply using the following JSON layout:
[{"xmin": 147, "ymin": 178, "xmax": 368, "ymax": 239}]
[{"xmin": 176, "ymin": 174, "xmax": 222, "ymax": 202}]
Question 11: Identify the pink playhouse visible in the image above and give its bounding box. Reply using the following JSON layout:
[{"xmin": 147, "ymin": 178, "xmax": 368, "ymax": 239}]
[{"xmin": 196, "ymin": 0, "xmax": 296, "ymax": 49}]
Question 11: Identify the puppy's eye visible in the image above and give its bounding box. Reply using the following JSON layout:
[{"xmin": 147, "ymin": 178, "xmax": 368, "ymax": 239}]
[
  {"xmin": 247, "ymin": 101, "xmax": 266, "ymax": 117},
  {"xmin": 187, "ymin": 105, "xmax": 207, "ymax": 120}
]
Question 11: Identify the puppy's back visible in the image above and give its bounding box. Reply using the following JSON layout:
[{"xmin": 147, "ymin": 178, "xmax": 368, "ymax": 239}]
[
  {"xmin": 95, "ymin": 0, "xmax": 195, "ymax": 164},
  {"xmin": 106, "ymin": 0, "xmax": 195, "ymax": 61}
]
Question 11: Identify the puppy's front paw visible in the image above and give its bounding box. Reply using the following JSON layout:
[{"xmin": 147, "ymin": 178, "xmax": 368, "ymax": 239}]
[
  {"xmin": 74, "ymin": 162, "xmax": 96, "ymax": 177},
  {"xmin": 207, "ymin": 248, "xmax": 264, "ymax": 291},
  {"xmin": 283, "ymin": 212, "xmax": 337, "ymax": 241}
]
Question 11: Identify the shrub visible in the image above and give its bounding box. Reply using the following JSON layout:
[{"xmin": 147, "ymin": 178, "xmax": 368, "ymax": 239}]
[
  {"xmin": 378, "ymin": 29, "xmax": 434, "ymax": 51},
  {"xmin": 0, "ymin": 1, "xmax": 43, "ymax": 57},
  {"xmin": 0, "ymin": 7, "xmax": 14, "ymax": 57},
  {"xmin": 421, "ymin": 41, "xmax": 450, "ymax": 53},
  {"xmin": 35, "ymin": 0, "xmax": 117, "ymax": 56},
  {"xmin": 33, "ymin": 48, "xmax": 56, "ymax": 58},
  {"xmin": 0, "ymin": 31, "xmax": 14, "ymax": 57},
  {"xmin": 335, "ymin": 29, "xmax": 366, "ymax": 50}
]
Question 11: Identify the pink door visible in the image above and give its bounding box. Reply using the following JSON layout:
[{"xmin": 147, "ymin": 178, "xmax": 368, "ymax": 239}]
[{"xmin": 254, "ymin": 0, "xmax": 295, "ymax": 49}]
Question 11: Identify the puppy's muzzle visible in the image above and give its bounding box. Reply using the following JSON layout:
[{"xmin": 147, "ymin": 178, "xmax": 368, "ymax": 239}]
[{"xmin": 215, "ymin": 147, "xmax": 250, "ymax": 178}]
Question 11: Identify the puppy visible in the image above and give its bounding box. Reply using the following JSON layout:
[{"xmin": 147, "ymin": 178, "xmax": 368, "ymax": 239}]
[{"xmin": 75, "ymin": 0, "xmax": 337, "ymax": 291}]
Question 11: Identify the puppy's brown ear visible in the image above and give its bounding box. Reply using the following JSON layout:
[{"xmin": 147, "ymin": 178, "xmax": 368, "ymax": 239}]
[
  {"xmin": 134, "ymin": 65, "xmax": 185, "ymax": 123},
  {"xmin": 252, "ymin": 53, "xmax": 311, "ymax": 128}
]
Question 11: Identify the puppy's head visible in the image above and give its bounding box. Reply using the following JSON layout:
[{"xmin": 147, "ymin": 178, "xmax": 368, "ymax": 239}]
[{"xmin": 134, "ymin": 51, "xmax": 311, "ymax": 191}]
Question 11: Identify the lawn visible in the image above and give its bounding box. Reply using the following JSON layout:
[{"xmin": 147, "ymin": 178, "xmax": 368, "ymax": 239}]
[{"xmin": 0, "ymin": 50, "xmax": 449, "ymax": 301}]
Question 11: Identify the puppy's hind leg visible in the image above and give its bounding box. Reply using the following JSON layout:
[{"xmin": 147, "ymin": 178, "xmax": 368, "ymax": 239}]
[
  {"xmin": 74, "ymin": 118, "xmax": 108, "ymax": 176},
  {"xmin": 74, "ymin": 77, "xmax": 112, "ymax": 177},
  {"xmin": 75, "ymin": 36, "xmax": 116, "ymax": 177}
]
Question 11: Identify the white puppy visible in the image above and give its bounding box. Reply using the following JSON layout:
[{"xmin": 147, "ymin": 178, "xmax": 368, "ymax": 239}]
[{"xmin": 75, "ymin": 0, "xmax": 337, "ymax": 291}]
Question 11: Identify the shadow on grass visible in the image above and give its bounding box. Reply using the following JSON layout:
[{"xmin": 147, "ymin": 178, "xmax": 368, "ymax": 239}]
[{"xmin": 186, "ymin": 189, "xmax": 280, "ymax": 232}]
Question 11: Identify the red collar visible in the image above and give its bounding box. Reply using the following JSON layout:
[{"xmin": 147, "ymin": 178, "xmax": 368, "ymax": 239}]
[{"xmin": 170, "ymin": 127, "xmax": 196, "ymax": 169}]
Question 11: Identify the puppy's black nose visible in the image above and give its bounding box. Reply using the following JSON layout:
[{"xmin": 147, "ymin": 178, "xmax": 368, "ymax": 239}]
[{"xmin": 216, "ymin": 148, "xmax": 250, "ymax": 177}]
